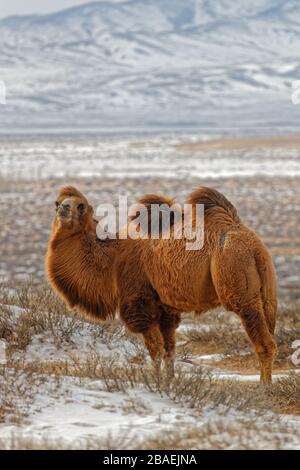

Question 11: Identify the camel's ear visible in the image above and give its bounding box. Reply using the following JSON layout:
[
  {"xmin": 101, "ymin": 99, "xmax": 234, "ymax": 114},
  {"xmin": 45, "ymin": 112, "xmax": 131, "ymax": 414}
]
[{"xmin": 88, "ymin": 204, "xmax": 94, "ymax": 216}]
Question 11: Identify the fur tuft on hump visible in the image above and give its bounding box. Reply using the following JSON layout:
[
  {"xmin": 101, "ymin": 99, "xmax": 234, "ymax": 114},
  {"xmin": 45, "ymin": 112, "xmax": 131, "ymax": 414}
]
[
  {"xmin": 129, "ymin": 194, "xmax": 182, "ymax": 235},
  {"xmin": 57, "ymin": 186, "xmax": 87, "ymax": 201},
  {"xmin": 186, "ymin": 187, "xmax": 240, "ymax": 222}
]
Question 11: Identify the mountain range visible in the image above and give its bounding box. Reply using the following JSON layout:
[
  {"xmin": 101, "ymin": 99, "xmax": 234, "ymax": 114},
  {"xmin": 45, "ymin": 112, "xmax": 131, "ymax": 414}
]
[{"xmin": 0, "ymin": 0, "xmax": 300, "ymax": 130}]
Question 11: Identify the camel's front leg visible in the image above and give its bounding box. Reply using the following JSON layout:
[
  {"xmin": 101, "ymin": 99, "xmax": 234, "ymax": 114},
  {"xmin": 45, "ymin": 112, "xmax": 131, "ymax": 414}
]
[
  {"xmin": 119, "ymin": 294, "xmax": 165, "ymax": 379},
  {"xmin": 142, "ymin": 324, "xmax": 165, "ymax": 379},
  {"xmin": 159, "ymin": 309, "xmax": 181, "ymax": 380}
]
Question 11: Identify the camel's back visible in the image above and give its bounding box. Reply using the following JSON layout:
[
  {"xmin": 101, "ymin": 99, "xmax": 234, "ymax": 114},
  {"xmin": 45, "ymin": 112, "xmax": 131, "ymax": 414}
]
[{"xmin": 129, "ymin": 187, "xmax": 276, "ymax": 315}]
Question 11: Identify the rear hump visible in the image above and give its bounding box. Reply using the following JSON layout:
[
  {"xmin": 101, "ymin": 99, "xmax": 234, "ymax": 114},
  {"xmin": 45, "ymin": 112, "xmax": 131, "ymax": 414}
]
[{"xmin": 187, "ymin": 187, "xmax": 240, "ymax": 222}]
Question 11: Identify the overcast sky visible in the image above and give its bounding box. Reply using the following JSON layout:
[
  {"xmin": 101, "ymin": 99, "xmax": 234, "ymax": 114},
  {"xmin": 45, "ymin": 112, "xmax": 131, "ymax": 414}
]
[{"xmin": 0, "ymin": 1, "xmax": 99, "ymax": 19}]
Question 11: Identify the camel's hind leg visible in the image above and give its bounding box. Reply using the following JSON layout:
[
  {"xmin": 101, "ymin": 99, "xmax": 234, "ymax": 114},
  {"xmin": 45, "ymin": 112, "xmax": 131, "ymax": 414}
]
[
  {"xmin": 159, "ymin": 308, "xmax": 181, "ymax": 379},
  {"xmin": 238, "ymin": 299, "xmax": 277, "ymax": 384},
  {"xmin": 211, "ymin": 254, "xmax": 277, "ymax": 384}
]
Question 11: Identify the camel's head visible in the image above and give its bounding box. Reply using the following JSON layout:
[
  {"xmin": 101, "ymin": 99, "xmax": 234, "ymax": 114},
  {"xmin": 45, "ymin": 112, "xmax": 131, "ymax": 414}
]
[{"xmin": 54, "ymin": 186, "xmax": 94, "ymax": 231}]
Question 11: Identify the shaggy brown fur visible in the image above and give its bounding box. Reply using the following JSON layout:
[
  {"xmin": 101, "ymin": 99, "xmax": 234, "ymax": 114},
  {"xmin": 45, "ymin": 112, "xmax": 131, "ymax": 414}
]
[
  {"xmin": 128, "ymin": 194, "xmax": 182, "ymax": 237},
  {"xmin": 46, "ymin": 186, "xmax": 119, "ymax": 321},
  {"xmin": 46, "ymin": 186, "xmax": 277, "ymax": 384}
]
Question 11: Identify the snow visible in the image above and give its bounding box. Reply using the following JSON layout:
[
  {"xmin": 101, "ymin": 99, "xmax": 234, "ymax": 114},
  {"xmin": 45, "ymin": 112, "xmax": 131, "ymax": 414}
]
[
  {"xmin": 0, "ymin": 371, "xmax": 299, "ymax": 449},
  {"xmin": 0, "ymin": 375, "xmax": 197, "ymax": 448},
  {"xmin": 0, "ymin": 302, "xmax": 299, "ymax": 449},
  {"xmin": 1, "ymin": 133, "xmax": 300, "ymax": 181},
  {"xmin": 215, "ymin": 372, "xmax": 296, "ymax": 382},
  {"xmin": 0, "ymin": 0, "xmax": 300, "ymax": 129},
  {"xmin": 0, "ymin": 340, "xmax": 6, "ymax": 365}
]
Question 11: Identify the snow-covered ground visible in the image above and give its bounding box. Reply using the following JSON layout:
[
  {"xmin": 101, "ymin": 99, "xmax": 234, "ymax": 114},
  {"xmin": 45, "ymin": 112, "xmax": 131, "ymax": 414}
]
[
  {"xmin": 0, "ymin": 293, "xmax": 299, "ymax": 450},
  {"xmin": 0, "ymin": 0, "xmax": 300, "ymax": 129},
  {"xmin": 0, "ymin": 372, "xmax": 199, "ymax": 449},
  {"xmin": 1, "ymin": 133, "xmax": 300, "ymax": 181},
  {"xmin": 2, "ymin": 373, "xmax": 299, "ymax": 450}
]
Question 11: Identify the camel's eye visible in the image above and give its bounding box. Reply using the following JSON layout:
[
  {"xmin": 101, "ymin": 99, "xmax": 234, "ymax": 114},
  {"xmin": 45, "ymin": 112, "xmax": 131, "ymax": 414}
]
[{"xmin": 78, "ymin": 203, "xmax": 85, "ymax": 213}]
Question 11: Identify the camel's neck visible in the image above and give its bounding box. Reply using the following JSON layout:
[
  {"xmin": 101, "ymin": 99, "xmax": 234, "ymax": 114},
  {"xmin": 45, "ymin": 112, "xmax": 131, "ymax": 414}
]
[{"xmin": 47, "ymin": 229, "xmax": 120, "ymax": 321}]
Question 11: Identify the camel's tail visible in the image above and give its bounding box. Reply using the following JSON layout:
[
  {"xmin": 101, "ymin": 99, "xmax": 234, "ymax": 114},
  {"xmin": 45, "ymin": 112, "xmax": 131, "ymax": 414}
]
[
  {"xmin": 255, "ymin": 249, "xmax": 277, "ymax": 334},
  {"xmin": 186, "ymin": 187, "xmax": 240, "ymax": 222},
  {"xmin": 129, "ymin": 194, "xmax": 182, "ymax": 236}
]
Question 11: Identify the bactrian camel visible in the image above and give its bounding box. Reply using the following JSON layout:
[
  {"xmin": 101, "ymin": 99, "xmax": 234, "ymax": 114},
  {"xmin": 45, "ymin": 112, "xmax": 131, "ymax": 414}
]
[{"xmin": 46, "ymin": 186, "xmax": 277, "ymax": 384}]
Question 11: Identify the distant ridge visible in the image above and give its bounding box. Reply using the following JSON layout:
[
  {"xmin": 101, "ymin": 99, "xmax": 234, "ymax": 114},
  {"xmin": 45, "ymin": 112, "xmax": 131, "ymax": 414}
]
[{"xmin": 0, "ymin": 0, "xmax": 300, "ymax": 130}]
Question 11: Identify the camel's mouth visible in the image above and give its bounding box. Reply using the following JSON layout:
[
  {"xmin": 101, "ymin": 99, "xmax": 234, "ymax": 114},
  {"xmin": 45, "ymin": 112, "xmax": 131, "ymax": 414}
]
[{"xmin": 57, "ymin": 205, "xmax": 72, "ymax": 220}]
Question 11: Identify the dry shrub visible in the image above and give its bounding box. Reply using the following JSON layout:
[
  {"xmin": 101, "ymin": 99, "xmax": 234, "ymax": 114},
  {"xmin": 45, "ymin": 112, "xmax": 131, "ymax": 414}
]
[
  {"xmin": 0, "ymin": 280, "xmax": 15, "ymax": 305},
  {"xmin": 3, "ymin": 416, "xmax": 298, "ymax": 450},
  {"xmin": 1, "ymin": 279, "xmax": 299, "ymax": 433},
  {"xmin": 17, "ymin": 354, "xmax": 277, "ymax": 415},
  {"xmin": 182, "ymin": 302, "xmax": 300, "ymax": 369},
  {"xmin": 0, "ymin": 305, "xmax": 15, "ymax": 342},
  {"xmin": 0, "ymin": 281, "xmax": 85, "ymax": 351},
  {"xmin": 184, "ymin": 324, "xmax": 250, "ymax": 355},
  {"xmin": 121, "ymin": 397, "xmax": 151, "ymax": 415},
  {"xmin": 266, "ymin": 373, "xmax": 300, "ymax": 414},
  {"xmin": 276, "ymin": 303, "xmax": 300, "ymax": 366},
  {"xmin": 277, "ymin": 302, "xmax": 300, "ymax": 330},
  {"xmin": 0, "ymin": 430, "xmax": 135, "ymax": 450},
  {"xmin": 7, "ymin": 353, "xmax": 245, "ymax": 409},
  {"xmin": 70, "ymin": 354, "xmax": 141, "ymax": 392},
  {"xmin": 141, "ymin": 418, "xmax": 300, "ymax": 450},
  {"xmin": 0, "ymin": 280, "xmax": 134, "ymax": 354},
  {"xmin": 0, "ymin": 364, "xmax": 59, "ymax": 424},
  {"xmin": 10, "ymin": 358, "xmax": 70, "ymax": 378}
]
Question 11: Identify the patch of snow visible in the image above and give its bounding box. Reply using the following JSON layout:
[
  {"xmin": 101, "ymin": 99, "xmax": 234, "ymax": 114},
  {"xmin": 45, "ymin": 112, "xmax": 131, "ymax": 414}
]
[{"xmin": 0, "ymin": 375, "xmax": 197, "ymax": 448}]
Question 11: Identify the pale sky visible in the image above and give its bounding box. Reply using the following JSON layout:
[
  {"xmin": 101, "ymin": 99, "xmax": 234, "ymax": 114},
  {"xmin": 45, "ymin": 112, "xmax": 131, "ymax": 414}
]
[{"xmin": 0, "ymin": 1, "xmax": 108, "ymax": 19}]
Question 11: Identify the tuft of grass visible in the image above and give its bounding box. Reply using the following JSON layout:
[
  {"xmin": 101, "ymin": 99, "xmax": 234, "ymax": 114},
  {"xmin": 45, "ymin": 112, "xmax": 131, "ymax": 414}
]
[
  {"xmin": 0, "ymin": 430, "xmax": 135, "ymax": 450},
  {"xmin": 183, "ymin": 324, "xmax": 250, "ymax": 356},
  {"xmin": 0, "ymin": 279, "xmax": 299, "ymax": 441},
  {"xmin": 180, "ymin": 302, "xmax": 300, "ymax": 371},
  {"xmin": 0, "ymin": 364, "xmax": 60, "ymax": 424},
  {"xmin": 12, "ymin": 354, "xmax": 299, "ymax": 416},
  {"xmin": 140, "ymin": 417, "xmax": 300, "ymax": 450},
  {"xmin": 266, "ymin": 373, "xmax": 300, "ymax": 414}
]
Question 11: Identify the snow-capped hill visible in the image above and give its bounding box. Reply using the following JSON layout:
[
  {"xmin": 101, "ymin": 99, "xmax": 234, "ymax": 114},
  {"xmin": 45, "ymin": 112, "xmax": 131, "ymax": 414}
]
[{"xmin": 0, "ymin": 0, "xmax": 299, "ymax": 130}]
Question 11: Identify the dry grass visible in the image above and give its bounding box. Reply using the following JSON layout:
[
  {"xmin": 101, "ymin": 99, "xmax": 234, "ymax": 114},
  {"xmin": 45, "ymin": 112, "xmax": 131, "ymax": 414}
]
[
  {"xmin": 182, "ymin": 323, "xmax": 250, "ymax": 356},
  {"xmin": 179, "ymin": 303, "xmax": 300, "ymax": 372},
  {"xmin": 0, "ymin": 279, "xmax": 299, "ymax": 448},
  {"xmin": 0, "ymin": 431, "xmax": 135, "ymax": 450},
  {"xmin": 0, "ymin": 281, "xmax": 125, "ymax": 355},
  {"xmin": 1, "ymin": 280, "xmax": 132, "ymax": 351},
  {"xmin": 8, "ymin": 354, "xmax": 300, "ymax": 415},
  {"xmin": 175, "ymin": 135, "xmax": 300, "ymax": 152},
  {"xmin": 141, "ymin": 417, "xmax": 300, "ymax": 450},
  {"xmin": 0, "ymin": 364, "xmax": 60, "ymax": 424},
  {"xmin": 1, "ymin": 415, "xmax": 299, "ymax": 450},
  {"xmin": 267, "ymin": 373, "xmax": 300, "ymax": 414}
]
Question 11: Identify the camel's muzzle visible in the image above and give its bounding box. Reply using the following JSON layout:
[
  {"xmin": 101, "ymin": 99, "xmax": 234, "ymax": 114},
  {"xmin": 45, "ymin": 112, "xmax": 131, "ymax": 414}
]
[{"xmin": 57, "ymin": 205, "xmax": 71, "ymax": 218}]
